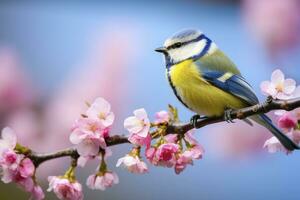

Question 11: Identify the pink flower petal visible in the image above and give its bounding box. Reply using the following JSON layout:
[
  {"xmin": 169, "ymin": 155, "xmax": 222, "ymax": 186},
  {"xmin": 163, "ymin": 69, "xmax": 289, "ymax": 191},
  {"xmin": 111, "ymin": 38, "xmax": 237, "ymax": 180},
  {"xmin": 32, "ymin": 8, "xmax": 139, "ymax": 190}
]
[
  {"xmin": 94, "ymin": 176, "xmax": 105, "ymax": 190},
  {"xmin": 134, "ymin": 108, "xmax": 148, "ymax": 121},
  {"xmin": 145, "ymin": 147, "xmax": 156, "ymax": 163},
  {"xmin": 164, "ymin": 134, "xmax": 178, "ymax": 143},
  {"xmin": 101, "ymin": 112, "xmax": 114, "ymax": 127},
  {"xmin": 86, "ymin": 175, "xmax": 97, "ymax": 190},
  {"xmin": 31, "ymin": 185, "xmax": 45, "ymax": 200},
  {"xmin": 69, "ymin": 130, "xmax": 86, "ymax": 145},
  {"xmin": 1, "ymin": 168, "xmax": 15, "ymax": 183},
  {"xmin": 48, "ymin": 176, "xmax": 83, "ymax": 200},
  {"xmin": 116, "ymin": 155, "xmax": 148, "ymax": 174},
  {"xmin": 155, "ymin": 110, "xmax": 169, "ymax": 123},
  {"xmin": 292, "ymin": 86, "xmax": 300, "ymax": 98},
  {"xmin": 124, "ymin": 116, "xmax": 143, "ymax": 133},
  {"xmin": 274, "ymin": 110, "xmax": 287, "ymax": 116},
  {"xmin": 190, "ymin": 145, "xmax": 204, "ymax": 159},
  {"xmin": 263, "ymin": 136, "xmax": 287, "ymax": 153},
  {"xmin": 87, "ymin": 98, "xmax": 111, "ymax": 116},
  {"xmin": 137, "ymin": 126, "xmax": 150, "ymax": 138},
  {"xmin": 18, "ymin": 177, "xmax": 34, "ymax": 192},
  {"xmin": 19, "ymin": 158, "xmax": 35, "ymax": 178},
  {"xmin": 184, "ymin": 130, "xmax": 198, "ymax": 145},
  {"xmin": 128, "ymin": 133, "xmax": 151, "ymax": 147},
  {"xmin": 1, "ymin": 127, "xmax": 17, "ymax": 150},
  {"xmin": 93, "ymin": 172, "xmax": 119, "ymax": 191},
  {"xmin": 271, "ymin": 69, "xmax": 284, "ymax": 85},
  {"xmin": 283, "ymin": 78, "xmax": 296, "ymax": 94},
  {"xmin": 278, "ymin": 112, "xmax": 297, "ymax": 129},
  {"xmin": 276, "ymin": 92, "xmax": 291, "ymax": 100},
  {"xmin": 155, "ymin": 143, "xmax": 180, "ymax": 167},
  {"xmin": 260, "ymin": 81, "xmax": 277, "ymax": 97},
  {"xmin": 112, "ymin": 172, "xmax": 119, "ymax": 184},
  {"xmin": 77, "ymin": 140, "xmax": 99, "ymax": 156}
]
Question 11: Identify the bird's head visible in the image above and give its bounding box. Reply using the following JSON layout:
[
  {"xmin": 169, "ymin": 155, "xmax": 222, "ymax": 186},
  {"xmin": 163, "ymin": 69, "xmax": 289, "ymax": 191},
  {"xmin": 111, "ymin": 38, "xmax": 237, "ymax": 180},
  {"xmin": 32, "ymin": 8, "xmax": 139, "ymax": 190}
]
[{"xmin": 155, "ymin": 29, "xmax": 214, "ymax": 66}]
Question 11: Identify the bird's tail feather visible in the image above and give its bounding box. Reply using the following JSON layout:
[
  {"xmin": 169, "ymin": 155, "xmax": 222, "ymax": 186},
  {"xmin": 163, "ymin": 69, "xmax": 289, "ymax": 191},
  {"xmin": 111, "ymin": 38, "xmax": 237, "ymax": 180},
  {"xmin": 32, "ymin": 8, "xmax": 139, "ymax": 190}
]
[{"xmin": 251, "ymin": 114, "xmax": 299, "ymax": 151}]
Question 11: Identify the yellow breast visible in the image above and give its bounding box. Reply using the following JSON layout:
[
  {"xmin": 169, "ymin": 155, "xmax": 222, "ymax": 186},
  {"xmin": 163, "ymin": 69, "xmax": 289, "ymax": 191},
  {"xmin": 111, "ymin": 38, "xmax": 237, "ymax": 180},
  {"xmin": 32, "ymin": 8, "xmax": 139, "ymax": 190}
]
[{"xmin": 167, "ymin": 59, "xmax": 246, "ymax": 117}]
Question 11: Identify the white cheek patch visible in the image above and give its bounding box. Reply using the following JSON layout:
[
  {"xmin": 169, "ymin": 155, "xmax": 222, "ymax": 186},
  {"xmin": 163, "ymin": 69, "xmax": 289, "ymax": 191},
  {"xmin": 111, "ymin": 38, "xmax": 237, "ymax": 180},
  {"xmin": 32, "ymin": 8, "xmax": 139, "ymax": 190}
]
[
  {"xmin": 206, "ymin": 42, "xmax": 218, "ymax": 56},
  {"xmin": 168, "ymin": 39, "xmax": 207, "ymax": 63}
]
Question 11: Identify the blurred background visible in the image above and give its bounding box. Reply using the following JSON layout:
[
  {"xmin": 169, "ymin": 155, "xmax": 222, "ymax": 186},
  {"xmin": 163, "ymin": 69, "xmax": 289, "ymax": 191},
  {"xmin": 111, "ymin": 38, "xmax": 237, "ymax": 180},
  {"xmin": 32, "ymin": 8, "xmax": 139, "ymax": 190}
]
[{"xmin": 0, "ymin": 0, "xmax": 300, "ymax": 199}]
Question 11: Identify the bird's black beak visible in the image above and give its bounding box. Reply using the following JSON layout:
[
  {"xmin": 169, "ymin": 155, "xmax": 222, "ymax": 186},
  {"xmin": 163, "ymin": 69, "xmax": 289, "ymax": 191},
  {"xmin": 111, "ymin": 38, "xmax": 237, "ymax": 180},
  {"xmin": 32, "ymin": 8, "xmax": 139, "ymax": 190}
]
[{"xmin": 155, "ymin": 47, "xmax": 167, "ymax": 53}]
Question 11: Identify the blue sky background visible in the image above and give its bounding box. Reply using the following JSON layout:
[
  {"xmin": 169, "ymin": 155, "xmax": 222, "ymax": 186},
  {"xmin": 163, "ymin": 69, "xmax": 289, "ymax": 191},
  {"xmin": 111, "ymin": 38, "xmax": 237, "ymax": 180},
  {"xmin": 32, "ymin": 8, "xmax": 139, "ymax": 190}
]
[{"xmin": 0, "ymin": 1, "xmax": 299, "ymax": 200}]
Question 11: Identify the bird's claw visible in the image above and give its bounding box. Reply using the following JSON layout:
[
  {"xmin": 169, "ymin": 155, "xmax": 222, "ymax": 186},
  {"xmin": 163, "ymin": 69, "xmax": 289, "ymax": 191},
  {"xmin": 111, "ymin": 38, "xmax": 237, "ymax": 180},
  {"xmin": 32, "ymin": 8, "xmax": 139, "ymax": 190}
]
[
  {"xmin": 224, "ymin": 109, "xmax": 235, "ymax": 123},
  {"xmin": 190, "ymin": 115, "xmax": 200, "ymax": 128},
  {"xmin": 190, "ymin": 115, "xmax": 207, "ymax": 128}
]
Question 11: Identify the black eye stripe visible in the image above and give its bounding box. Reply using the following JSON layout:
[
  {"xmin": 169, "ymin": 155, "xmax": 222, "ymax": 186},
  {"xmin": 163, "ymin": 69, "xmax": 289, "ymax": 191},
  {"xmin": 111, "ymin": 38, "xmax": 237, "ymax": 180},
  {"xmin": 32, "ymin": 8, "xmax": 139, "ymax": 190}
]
[
  {"xmin": 166, "ymin": 34, "xmax": 207, "ymax": 50},
  {"xmin": 167, "ymin": 42, "xmax": 182, "ymax": 50}
]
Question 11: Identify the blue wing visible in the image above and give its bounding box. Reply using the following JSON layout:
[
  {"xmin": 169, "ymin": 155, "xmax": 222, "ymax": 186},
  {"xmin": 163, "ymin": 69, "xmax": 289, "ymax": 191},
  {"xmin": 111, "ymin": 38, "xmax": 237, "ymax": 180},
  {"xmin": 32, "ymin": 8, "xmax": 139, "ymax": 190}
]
[{"xmin": 202, "ymin": 71, "xmax": 259, "ymax": 105}]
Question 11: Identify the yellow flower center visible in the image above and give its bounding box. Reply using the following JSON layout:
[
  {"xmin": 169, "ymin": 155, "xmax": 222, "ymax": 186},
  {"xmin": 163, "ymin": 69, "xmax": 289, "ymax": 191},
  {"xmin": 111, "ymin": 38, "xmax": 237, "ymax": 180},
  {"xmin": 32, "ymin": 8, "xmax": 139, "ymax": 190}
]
[
  {"xmin": 275, "ymin": 83, "xmax": 284, "ymax": 92},
  {"xmin": 89, "ymin": 124, "xmax": 98, "ymax": 132},
  {"xmin": 98, "ymin": 112, "xmax": 106, "ymax": 120}
]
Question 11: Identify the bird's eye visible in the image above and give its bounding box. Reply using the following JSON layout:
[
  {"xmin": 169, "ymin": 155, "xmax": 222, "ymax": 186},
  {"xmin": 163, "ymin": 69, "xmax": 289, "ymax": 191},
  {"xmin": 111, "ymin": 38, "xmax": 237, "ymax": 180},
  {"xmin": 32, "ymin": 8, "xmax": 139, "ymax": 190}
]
[
  {"xmin": 172, "ymin": 42, "xmax": 182, "ymax": 48},
  {"xmin": 167, "ymin": 42, "xmax": 183, "ymax": 50}
]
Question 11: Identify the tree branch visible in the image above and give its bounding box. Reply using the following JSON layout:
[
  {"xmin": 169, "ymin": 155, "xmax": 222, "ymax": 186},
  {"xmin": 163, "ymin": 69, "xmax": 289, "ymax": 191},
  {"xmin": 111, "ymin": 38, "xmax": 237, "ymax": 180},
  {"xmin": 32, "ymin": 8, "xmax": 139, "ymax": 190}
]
[
  {"xmin": 28, "ymin": 97, "xmax": 300, "ymax": 165},
  {"xmin": 28, "ymin": 135, "xmax": 130, "ymax": 166}
]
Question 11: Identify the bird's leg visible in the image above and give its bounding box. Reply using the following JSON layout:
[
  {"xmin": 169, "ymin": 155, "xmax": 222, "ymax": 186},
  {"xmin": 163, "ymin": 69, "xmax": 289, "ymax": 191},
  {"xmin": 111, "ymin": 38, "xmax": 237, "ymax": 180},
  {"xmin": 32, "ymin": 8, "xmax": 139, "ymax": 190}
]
[
  {"xmin": 224, "ymin": 108, "xmax": 235, "ymax": 123},
  {"xmin": 190, "ymin": 114, "xmax": 208, "ymax": 128}
]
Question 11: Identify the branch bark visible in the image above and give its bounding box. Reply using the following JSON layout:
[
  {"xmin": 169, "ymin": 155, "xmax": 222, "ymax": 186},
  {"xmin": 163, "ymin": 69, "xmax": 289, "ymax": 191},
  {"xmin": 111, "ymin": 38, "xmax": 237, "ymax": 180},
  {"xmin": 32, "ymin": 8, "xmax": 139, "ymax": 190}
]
[{"xmin": 28, "ymin": 97, "xmax": 300, "ymax": 165}]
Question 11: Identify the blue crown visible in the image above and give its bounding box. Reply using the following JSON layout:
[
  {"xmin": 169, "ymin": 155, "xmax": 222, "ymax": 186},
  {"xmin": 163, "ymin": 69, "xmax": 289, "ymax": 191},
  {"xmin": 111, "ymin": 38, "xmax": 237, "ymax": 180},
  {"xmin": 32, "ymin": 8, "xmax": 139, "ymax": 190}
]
[{"xmin": 170, "ymin": 29, "xmax": 201, "ymax": 40}]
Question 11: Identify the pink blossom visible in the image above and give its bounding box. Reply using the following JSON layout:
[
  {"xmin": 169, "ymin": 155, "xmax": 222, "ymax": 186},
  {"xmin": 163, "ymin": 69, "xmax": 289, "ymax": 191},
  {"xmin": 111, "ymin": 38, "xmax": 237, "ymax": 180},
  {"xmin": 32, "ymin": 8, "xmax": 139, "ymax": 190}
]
[
  {"xmin": 164, "ymin": 134, "xmax": 178, "ymax": 143},
  {"xmin": 16, "ymin": 175, "xmax": 34, "ymax": 192},
  {"xmin": 0, "ymin": 149, "xmax": 35, "ymax": 186},
  {"xmin": 48, "ymin": 176, "xmax": 83, "ymax": 200},
  {"xmin": 263, "ymin": 136, "xmax": 288, "ymax": 153},
  {"xmin": 175, "ymin": 145, "xmax": 204, "ymax": 174},
  {"xmin": 116, "ymin": 154, "xmax": 148, "ymax": 174},
  {"xmin": 175, "ymin": 153, "xmax": 193, "ymax": 174},
  {"xmin": 86, "ymin": 97, "xmax": 115, "ymax": 128},
  {"xmin": 260, "ymin": 69, "xmax": 296, "ymax": 99},
  {"xmin": 1, "ymin": 158, "xmax": 36, "ymax": 194},
  {"xmin": 189, "ymin": 145, "xmax": 204, "ymax": 159},
  {"xmin": 145, "ymin": 147, "xmax": 156, "ymax": 164},
  {"xmin": 155, "ymin": 143, "xmax": 180, "ymax": 167},
  {"xmin": 264, "ymin": 129, "xmax": 300, "ymax": 154},
  {"xmin": 146, "ymin": 130, "xmax": 204, "ymax": 172},
  {"xmin": 75, "ymin": 138, "xmax": 104, "ymax": 157},
  {"xmin": 184, "ymin": 130, "xmax": 199, "ymax": 146},
  {"xmin": 1, "ymin": 168, "xmax": 17, "ymax": 183},
  {"xmin": 0, "ymin": 150, "xmax": 22, "ymax": 170},
  {"xmin": 70, "ymin": 118, "xmax": 107, "ymax": 157},
  {"xmin": 278, "ymin": 112, "xmax": 297, "ymax": 129},
  {"xmin": 86, "ymin": 171, "xmax": 119, "ymax": 191},
  {"xmin": 18, "ymin": 158, "xmax": 35, "ymax": 178},
  {"xmin": 124, "ymin": 108, "xmax": 150, "ymax": 146},
  {"xmin": 128, "ymin": 134, "xmax": 151, "ymax": 148},
  {"xmin": 0, "ymin": 127, "xmax": 21, "ymax": 172},
  {"xmin": 154, "ymin": 110, "xmax": 169, "ymax": 123},
  {"xmin": 30, "ymin": 185, "xmax": 45, "ymax": 200}
]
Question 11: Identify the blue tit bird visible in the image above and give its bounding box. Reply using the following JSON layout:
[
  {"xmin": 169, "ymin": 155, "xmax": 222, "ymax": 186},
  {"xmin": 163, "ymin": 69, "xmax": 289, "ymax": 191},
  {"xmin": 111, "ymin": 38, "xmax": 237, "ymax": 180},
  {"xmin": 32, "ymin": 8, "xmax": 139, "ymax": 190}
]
[{"xmin": 155, "ymin": 29, "xmax": 299, "ymax": 151}]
